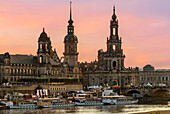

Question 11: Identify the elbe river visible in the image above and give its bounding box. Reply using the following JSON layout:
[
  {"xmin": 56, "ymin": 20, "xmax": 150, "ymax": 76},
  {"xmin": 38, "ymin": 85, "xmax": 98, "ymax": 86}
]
[{"xmin": 1, "ymin": 103, "xmax": 170, "ymax": 114}]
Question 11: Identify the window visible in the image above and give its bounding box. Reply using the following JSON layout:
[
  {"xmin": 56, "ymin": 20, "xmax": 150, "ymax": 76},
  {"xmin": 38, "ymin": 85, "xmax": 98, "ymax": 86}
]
[
  {"xmin": 166, "ymin": 77, "xmax": 168, "ymax": 81},
  {"xmin": 113, "ymin": 28, "xmax": 116, "ymax": 35},
  {"xmin": 40, "ymin": 44, "xmax": 42, "ymax": 49},
  {"xmin": 162, "ymin": 77, "xmax": 164, "ymax": 81},
  {"xmin": 113, "ymin": 45, "xmax": 116, "ymax": 50},
  {"xmin": 113, "ymin": 61, "xmax": 116, "ymax": 69},
  {"xmin": 40, "ymin": 56, "xmax": 43, "ymax": 63},
  {"xmin": 45, "ymin": 44, "xmax": 48, "ymax": 49}
]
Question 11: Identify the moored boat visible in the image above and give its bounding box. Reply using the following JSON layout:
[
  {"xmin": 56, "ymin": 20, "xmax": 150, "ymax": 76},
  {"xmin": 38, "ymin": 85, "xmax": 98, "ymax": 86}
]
[
  {"xmin": 114, "ymin": 95, "xmax": 138, "ymax": 105},
  {"xmin": 37, "ymin": 98, "xmax": 75, "ymax": 108},
  {"xmin": 102, "ymin": 96, "xmax": 117, "ymax": 105},
  {"xmin": 1, "ymin": 100, "xmax": 38, "ymax": 109},
  {"xmin": 75, "ymin": 98, "xmax": 103, "ymax": 106}
]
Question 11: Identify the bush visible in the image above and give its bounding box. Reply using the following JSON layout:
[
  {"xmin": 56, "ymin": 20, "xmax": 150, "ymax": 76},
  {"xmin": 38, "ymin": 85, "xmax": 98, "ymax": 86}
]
[{"xmin": 17, "ymin": 77, "xmax": 79, "ymax": 83}]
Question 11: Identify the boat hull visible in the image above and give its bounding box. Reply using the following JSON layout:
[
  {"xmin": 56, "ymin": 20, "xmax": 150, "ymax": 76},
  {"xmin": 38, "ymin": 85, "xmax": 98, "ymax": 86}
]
[
  {"xmin": 9, "ymin": 105, "xmax": 38, "ymax": 109},
  {"xmin": 115, "ymin": 100, "xmax": 138, "ymax": 105},
  {"xmin": 76, "ymin": 102, "xmax": 103, "ymax": 106},
  {"xmin": 41, "ymin": 103, "xmax": 75, "ymax": 108}
]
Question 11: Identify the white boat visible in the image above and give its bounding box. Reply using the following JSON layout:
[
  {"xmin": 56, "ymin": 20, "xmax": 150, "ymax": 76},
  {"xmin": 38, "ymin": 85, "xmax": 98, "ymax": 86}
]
[
  {"xmin": 102, "ymin": 90, "xmax": 138, "ymax": 105},
  {"xmin": 102, "ymin": 90, "xmax": 117, "ymax": 105},
  {"xmin": 114, "ymin": 95, "xmax": 138, "ymax": 105},
  {"xmin": 102, "ymin": 96, "xmax": 117, "ymax": 105},
  {"xmin": 75, "ymin": 99, "xmax": 103, "ymax": 106},
  {"xmin": 37, "ymin": 98, "xmax": 75, "ymax": 108},
  {"xmin": 1, "ymin": 100, "xmax": 38, "ymax": 109}
]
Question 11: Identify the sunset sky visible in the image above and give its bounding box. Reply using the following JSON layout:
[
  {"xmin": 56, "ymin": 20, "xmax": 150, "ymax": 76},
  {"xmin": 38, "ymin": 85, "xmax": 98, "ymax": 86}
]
[{"xmin": 0, "ymin": 0, "xmax": 170, "ymax": 69}]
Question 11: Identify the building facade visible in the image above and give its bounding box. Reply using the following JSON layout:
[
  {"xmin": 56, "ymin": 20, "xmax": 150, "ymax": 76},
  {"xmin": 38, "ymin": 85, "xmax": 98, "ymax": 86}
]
[{"xmin": 139, "ymin": 64, "xmax": 170, "ymax": 87}]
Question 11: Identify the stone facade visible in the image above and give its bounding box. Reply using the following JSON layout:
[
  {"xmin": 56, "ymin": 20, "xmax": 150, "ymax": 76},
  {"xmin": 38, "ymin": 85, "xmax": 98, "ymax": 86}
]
[{"xmin": 139, "ymin": 64, "xmax": 170, "ymax": 86}]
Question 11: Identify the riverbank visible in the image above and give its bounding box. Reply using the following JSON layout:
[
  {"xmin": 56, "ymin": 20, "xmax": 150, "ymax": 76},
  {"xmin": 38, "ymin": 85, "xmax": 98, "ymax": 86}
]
[
  {"xmin": 134, "ymin": 110, "xmax": 170, "ymax": 114},
  {"xmin": 138, "ymin": 96, "xmax": 170, "ymax": 105}
]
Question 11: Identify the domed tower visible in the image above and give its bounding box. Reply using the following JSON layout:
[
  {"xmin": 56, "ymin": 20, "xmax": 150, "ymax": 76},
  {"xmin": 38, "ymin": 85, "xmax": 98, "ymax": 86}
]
[
  {"xmin": 37, "ymin": 28, "xmax": 52, "ymax": 64},
  {"xmin": 63, "ymin": 2, "xmax": 79, "ymax": 67}
]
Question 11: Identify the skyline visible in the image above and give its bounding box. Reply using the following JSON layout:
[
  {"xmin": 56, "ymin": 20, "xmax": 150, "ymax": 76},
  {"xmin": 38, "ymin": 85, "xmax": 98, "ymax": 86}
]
[{"xmin": 0, "ymin": 0, "xmax": 170, "ymax": 69}]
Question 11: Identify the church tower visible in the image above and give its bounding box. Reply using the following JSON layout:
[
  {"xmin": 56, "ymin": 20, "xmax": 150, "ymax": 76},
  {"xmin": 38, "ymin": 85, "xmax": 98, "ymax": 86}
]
[
  {"xmin": 63, "ymin": 2, "xmax": 79, "ymax": 67},
  {"xmin": 37, "ymin": 28, "xmax": 52, "ymax": 64},
  {"xmin": 98, "ymin": 6, "xmax": 125, "ymax": 71}
]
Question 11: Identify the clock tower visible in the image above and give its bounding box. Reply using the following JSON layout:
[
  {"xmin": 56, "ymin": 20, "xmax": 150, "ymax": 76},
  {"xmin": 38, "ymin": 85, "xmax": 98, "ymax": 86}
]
[{"xmin": 63, "ymin": 2, "xmax": 79, "ymax": 67}]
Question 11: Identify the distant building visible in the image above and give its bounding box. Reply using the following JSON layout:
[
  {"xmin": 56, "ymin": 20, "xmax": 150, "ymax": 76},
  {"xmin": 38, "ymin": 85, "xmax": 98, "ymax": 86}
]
[
  {"xmin": 139, "ymin": 64, "xmax": 170, "ymax": 86},
  {"xmin": 80, "ymin": 6, "xmax": 139, "ymax": 87}
]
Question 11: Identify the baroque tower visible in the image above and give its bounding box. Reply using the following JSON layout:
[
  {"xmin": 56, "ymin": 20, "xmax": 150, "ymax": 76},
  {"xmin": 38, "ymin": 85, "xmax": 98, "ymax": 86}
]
[
  {"xmin": 37, "ymin": 28, "xmax": 52, "ymax": 77},
  {"xmin": 98, "ymin": 6, "xmax": 125, "ymax": 71},
  {"xmin": 63, "ymin": 2, "xmax": 79, "ymax": 67},
  {"xmin": 37, "ymin": 28, "xmax": 52, "ymax": 64}
]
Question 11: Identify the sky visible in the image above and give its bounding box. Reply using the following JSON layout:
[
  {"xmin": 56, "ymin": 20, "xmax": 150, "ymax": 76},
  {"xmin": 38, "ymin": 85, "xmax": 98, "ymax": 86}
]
[{"xmin": 0, "ymin": 0, "xmax": 170, "ymax": 69}]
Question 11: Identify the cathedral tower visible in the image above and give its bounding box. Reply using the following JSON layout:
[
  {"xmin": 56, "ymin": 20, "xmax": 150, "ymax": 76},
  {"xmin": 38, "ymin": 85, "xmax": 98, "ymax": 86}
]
[
  {"xmin": 63, "ymin": 2, "xmax": 79, "ymax": 67},
  {"xmin": 98, "ymin": 6, "xmax": 125, "ymax": 71}
]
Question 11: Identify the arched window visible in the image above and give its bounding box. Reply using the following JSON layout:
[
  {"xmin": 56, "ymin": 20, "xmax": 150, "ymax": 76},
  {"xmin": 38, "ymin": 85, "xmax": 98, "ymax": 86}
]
[
  {"xmin": 40, "ymin": 44, "xmax": 42, "ymax": 49},
  {"xmin": 113, "ymin": 61, "xmax": 116, "ymax": 69},
  {"xmin": 40, "ymin": 55, "xmax": 43, "ymax": 63},
  {"xmin": 11, "ymin": 68, "xmax": 13, "ymax": 75},
  {"xmin": 113, "ymin": 28, "xmax": 116, "ymax": 35},
  {"xmin": 45, "ymin": 44, "xmax": 48, "ymax": 49},
  {"xmin": 113, "ymin": 45, "xmax": 116, "ymax": 50}
]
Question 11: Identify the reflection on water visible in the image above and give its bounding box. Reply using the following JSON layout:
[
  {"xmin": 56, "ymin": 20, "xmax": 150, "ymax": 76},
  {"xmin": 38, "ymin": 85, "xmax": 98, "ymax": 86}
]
[{"xmin": 1, "ymin": 103, "xmax": 170, "ymax": 114}]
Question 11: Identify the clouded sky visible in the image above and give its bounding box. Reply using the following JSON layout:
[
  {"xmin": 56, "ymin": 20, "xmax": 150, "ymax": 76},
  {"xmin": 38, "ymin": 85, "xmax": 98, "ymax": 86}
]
[{"xmin": 0, "ymin": 0, "xmax": 170, "ymax": 69}]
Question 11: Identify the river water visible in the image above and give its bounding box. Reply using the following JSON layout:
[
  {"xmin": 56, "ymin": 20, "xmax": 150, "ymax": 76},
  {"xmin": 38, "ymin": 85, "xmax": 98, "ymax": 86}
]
[{"xmin": 1, "ymin": 103, "xmax": 170, "ymax": 114}]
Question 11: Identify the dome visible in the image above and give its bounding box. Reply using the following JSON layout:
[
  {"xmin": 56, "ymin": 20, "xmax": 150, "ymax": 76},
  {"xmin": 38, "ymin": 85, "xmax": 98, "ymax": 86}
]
[
  {"xmin": 4, "ymin": 52, "xmax": 10, "ymax": 58},
  {"xmin": 40, "ymin": 31, "xmax": 47, "ymax": 38},
  {"xmin": 112, "ymin": 6, "xmax": 117, "ymax": 21},
  {"xmin": 38, "ymin": 28, "xmax": 49, "ymax": 42},
  {"xmin": 64, "ymin": 34, "xmax": 78, "ymax": 43},
  {"xmin": 112, "ymin": 14, "xmax": 117, "ymax": 20},
  {"xmin": 143, "ymin": 64, "xmax": 154, "ymax": 71}
]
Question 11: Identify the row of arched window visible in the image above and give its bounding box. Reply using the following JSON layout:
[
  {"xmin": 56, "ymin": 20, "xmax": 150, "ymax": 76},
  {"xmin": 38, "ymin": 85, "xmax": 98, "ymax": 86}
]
[
  {"xmin": 10, "ymin": 68, "xmax": 36, "ymax": 76},
  {"xmin": 50, "ymin": 87, "xmax": 66, "ymax": 91}
]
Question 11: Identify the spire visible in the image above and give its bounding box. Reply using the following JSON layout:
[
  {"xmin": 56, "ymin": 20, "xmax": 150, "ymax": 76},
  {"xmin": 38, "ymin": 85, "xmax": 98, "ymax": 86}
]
[
  {"xmin": 43, "ymin": 27, "xmax": 45, "ymax": 32},
  {"xmin": 112, "ymin": 5, "xmax": 117, "ymax": 21},
  {"xmin": 70, "ymin": 1, "xmax": 72, "ymax": 21},
  {"xmin": 68, "ymin": 1, "xmax": 73, "ymax": 25},
  {"xmin": 113, "ymin": 6, "xmax": 115, "ymax": 15}
]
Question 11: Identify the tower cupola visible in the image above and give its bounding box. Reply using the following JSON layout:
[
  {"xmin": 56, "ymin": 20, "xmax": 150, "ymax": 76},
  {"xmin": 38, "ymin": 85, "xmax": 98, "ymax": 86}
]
[
  {"xmin": 112, "ymin": 6, "xmax": 117, "ymax": 21},
  {"xmin": 38, "ymin": 28, "xmax": 50, "ymax": 42}
]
